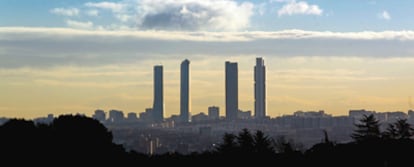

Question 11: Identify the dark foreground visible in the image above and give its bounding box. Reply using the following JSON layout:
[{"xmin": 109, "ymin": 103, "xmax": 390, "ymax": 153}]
[{"xmin": 1, "ymin": 115, "xmax": 412, "ymax": 166}]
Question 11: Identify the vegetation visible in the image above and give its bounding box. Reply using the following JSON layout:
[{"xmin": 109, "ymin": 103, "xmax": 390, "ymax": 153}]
[
  {"xmin": 1, "ymin": 114, "xmax": 413, "ymax": 166},
  {"xmin": 351, "ymin": 114, "xmax": 381, "ymax": 142}
]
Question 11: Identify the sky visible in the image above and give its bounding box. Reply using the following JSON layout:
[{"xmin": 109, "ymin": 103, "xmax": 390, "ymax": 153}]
[{"xmin": 1, "ymin": 0, "xmax": 414, "ymax": 119}]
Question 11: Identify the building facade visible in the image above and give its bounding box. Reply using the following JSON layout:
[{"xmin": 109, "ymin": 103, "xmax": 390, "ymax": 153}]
[
  {"xmin": 254, "ymin": 57, "xmax": 266, "ymax": 119},
  {"xmin": 180, "ymin": 59, "xmax": 190, "ymax": 123},
  {"xmin": 225, "ymin": 61, "xmax": 238, "ymax": 120},
  {"xmin": 153, "ymin": 65, "xmax": 164, "ymax": 122}
]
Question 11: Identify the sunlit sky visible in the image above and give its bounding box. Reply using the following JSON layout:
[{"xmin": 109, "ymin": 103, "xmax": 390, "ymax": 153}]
[{"xmin": 1, "ymin": 0, "xmax": 414, "ymax": 119}]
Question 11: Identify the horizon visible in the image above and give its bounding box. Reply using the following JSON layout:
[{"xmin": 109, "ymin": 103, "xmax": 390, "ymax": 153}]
[{"xmin": 1, "ymin": 0, "xmax": 414, "ymax": 119}]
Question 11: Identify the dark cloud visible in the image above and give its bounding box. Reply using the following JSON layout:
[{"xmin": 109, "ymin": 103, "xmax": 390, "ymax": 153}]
[{"xmin": 1, "ymin": 27, "xmax": 414, "ymax": 68}]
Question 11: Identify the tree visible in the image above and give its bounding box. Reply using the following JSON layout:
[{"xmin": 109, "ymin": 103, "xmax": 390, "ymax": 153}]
[
  {"xmin": 237, "ymin": 128, "xmax": 254, "ymax": 153},
  {"xmin": 0, "ymin": 115, "xmax": 134, "ymax": 165},
  {"xmin": 351, "ymin": 114, "xmax": 381, "ymax": 142},
  {"xmin": 253, "ymin": 130, "xmax": 274, "ymax": 154},
  {"xmin": 305, "ymin": 130, "xmax": 335, "ymax": 157},
  {"xmin": 274, "ymin": 136, "xmax": 296, "ymax": 153},
  {"xmin": 216, "ymin": 133, "xmax": 237, "ymax": 154},
  {"xmin": 384, "ymin": 119, "xmax": 414, "ymax": 140},
  {"xmin": 216, "ymin": 129, "xmax": 276, "ymax": 156}
]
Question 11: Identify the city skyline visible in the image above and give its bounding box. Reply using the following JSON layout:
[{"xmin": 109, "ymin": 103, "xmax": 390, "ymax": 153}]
[{"xmin": 2, "ymin": 0, "xmax": 414, "ymax": 119}]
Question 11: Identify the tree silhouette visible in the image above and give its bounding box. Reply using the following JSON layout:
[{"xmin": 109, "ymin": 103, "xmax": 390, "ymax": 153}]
[
  {"xmin": 216, "ymin": 129, "xmax": 277, "ymax": 157},
  {"xmin": 384, "ymin": 119, "xmax": 414, "ymax": 140},
  {"xmin": 0, "ymin": 118, "xmax": 41, "ymax": 161},
  {"xmin": 273, "ymin": 136, "xmax": 297, "ymax": 153},
  {"xmin": 253, "ymin": 130, "xmax": 274, "ymax": 154},
  {"xmin": 237, "ymin": 128, "xmax": 255, "ymax": 153},
  {"xmin": 216, "ymin": 132, "xmax": 237, "ymax": 154},
  {"xmin": 351, "ymin": 114, "xmax": 381, "ymax": 143},
  {"xmin": 0, "ymin": 115, "xmax": 139, "ymax": 165}
]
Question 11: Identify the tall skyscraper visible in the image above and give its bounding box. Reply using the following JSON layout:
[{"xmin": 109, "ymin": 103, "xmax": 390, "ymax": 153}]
[
  {"xmin": 225, "ymin": 61, "xmax": 238, "ymax": 120},
  {"xmin": 153, "ymin": 65, "xmax": 164, "ymax": 122},
  {"xmin": 180, "ymin": 59, "xmax": 190, "ymax": 123},
  {"xmin": 254, "ymin": 57, "xmax": 266, "ymax": 119}
]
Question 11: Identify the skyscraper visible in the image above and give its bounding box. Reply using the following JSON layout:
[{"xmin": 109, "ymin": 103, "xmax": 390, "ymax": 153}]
[
  {"xmin": 225, "ymin": 61, "xmax": 238, "ymax": 120},
  {"xmin": 254, "ymin": 57, "xmax": 266, "ymax": 119},
  {"xmin": 153, "ymin": 65, "xmax": 164, "ymax": 122},
  {"xmin": 180, "ymin": 59, "xmax": 190, "ymax": 123}
]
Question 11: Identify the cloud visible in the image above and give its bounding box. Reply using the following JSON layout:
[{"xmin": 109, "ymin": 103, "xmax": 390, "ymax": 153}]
[
  {"xmin": 50, "ymin": 8, "xmax": 80, "ymax": 16},
  {"xmin": 86, "ymin": 10, "xmax": 99, "ymax": 17},
  {"xmin": 65, "ymin": 20, "xmax": 94, "ymax": 29},
  {"xmin": 378, "ymin": 10, "xmax": 391, "ymax": 20},
  {"xmin": 83, "ymin": 0, "xmax": 254, "ymax": 31},
  {"xmin": 85, "ymin": 2, "xmax": 124, "ymax": 12},
  {"xmin": 115, "ymin": 14, "xmax": 131, "ymax": 22},
  {"xmin": 1, "ymin": 27, "xmax": 414, "ymax": 68},
  {"xmin": 274, "ymin": 69, "xmax": 388, "ymax": 82},
  {"xmin": 138, "ymin": 0, "xmax": 253, "ymax": 31},
  {"xmin": 277, "ymin": 0, "xmax": 323, "ymax": 17},
  {"xmin": 270, "ymin": 0, "xmax": 293, "ymax": 2}
]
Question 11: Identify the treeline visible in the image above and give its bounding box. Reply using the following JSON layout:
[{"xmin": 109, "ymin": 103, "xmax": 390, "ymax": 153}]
[
  {"xmin": 1, "ymin": 114, "xmax": 413, "ymax": 166},
  {"xmin": 0, "ymin": 115, "xmax": 144, "ymax": 165}
]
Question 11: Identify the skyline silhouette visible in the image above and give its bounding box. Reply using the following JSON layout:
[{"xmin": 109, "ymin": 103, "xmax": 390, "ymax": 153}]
[
  {"xmin": 2, "ymin": 113, "xmax": 414, "ymax": 166},
  {"xmin": 2, "ymin": 1, "xmax": 414, "ymax": 164},
  {"xmin": 2, "ymin": 0, "xmax": 414, "ymax": 119}
]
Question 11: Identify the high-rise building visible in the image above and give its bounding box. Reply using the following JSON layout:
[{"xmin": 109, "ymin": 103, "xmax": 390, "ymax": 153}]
[
  {"xmin": 153, "ymin": 65, "xmax": 164, "ymax": 122},
  {"xmin": 180, "ymin": 59, "xmax": 190, "ymax": 123},
  {"xmin": 225, "ymin": 61, "xmax": 238, "ymax": 120},
  {"xmin": 254, "ymin": 57, "xmax": 266, "ymax": 119},
  {"xmin": 108, "ymin": 109, "xmax": 124, "ymax": 123},
  {"xmin": 93, "ymin": 109, "xmax": 106, "ymax": 122}
]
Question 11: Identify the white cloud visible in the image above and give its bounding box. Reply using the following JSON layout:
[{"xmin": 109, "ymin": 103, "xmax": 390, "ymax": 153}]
[
  {"xmin": 65, "ymin": 20, "xmax": 94, "ymax": 29},
  {"xmin": 86, "ymin": 10, "xmax": 99, "ymax": 17},
  {"xmin": 83, "ymin": 0, "xmax": 254, "ymax": 31},
  {"xmin": 277, "ymin": 0, "xmax": 323, "ymax": 17},
  {"xmin": 85, "ymin": 2, "xmax": 124, "ymax": 12},
  {"xmin": 138, "ymin": 0, "xmax": 254, "ymax": 31},
  {"xmin": 50, "ymin": 8, "xmax": 80, "ymax": 16},
  {"xmin": 115, "ymin": 14, "xmax": 131, "ymax": 22},
  {"xmin": 379, "ymin": 10, "xmax": 391, "ymax": 20},
  {"xmin": 270, "ymin": 0, "xmax": 293, "ymax": 2},
  {"xmin": 3, "ymin": 27, "xmax": 414, "ymax": 42}
]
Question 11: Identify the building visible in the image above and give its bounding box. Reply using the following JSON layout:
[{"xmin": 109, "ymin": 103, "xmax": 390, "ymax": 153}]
[
  {"xmin": 33, "ymin": 114, "xmax": 54, "ymax": 124},
  {"xmin": 153, "ymin": 65, "xmax": 164, "ymax": 123},
  {"xmin": 140, "ymin": 108, "xmax": 153, "ymax": 123},
  {"xmin": 238, "ymin": 109, "xmax": 252, "ymax": 120},
  {"xmin": 408, "ymin": 110, "xmax": 414, "ymax": 123},
  {"xmin": 127, "ymin": 112, "xmax": 138, "ymax": 122},
  {"xmin": 92, "ymin": 109, "xmax": 106, "ymax": 122},
  {"xmin": 225, "ymin": 61, "xmax": 238, "ymax": 120},
  {"xmin": 108, "ymin": 109, "xmax": 124, "ymax": 123},
  {"xmin": 254, "ymin": 57, "xmax": 266, "ymax": 119},
  {"xmin": 180, "ymin": 59, "xmax": 190, "ymax": 123},
  {"xmin": 192, "ymin": 112, "xmax": 209, "ymax": 122},
  {"xmin": 208, "ymin": 106, "xmax": 220, "ymax": 120},
  {"xmin": 294, "ymin": 110, "xmax": 330, "ymax": 118}
]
